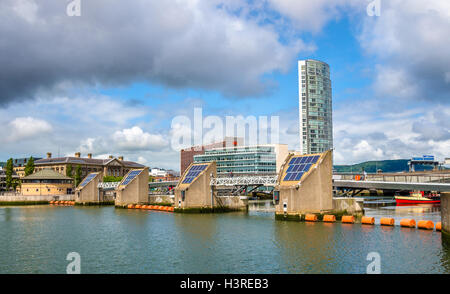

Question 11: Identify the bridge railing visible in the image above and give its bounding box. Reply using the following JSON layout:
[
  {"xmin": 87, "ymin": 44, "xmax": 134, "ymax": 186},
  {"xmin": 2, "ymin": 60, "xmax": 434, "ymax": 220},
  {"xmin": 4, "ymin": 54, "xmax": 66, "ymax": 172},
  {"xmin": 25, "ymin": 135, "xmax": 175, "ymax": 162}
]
[
  {"xmin": 335, "ymin": 173, "xmax": 450, "ymax": 183},
  {"xmin": 211, "ymin": 175, "xmax": 278, "ymax": 186},
  {"xmin": 97, "ymin": 182, "xmax": 120, "ymax": 190}
]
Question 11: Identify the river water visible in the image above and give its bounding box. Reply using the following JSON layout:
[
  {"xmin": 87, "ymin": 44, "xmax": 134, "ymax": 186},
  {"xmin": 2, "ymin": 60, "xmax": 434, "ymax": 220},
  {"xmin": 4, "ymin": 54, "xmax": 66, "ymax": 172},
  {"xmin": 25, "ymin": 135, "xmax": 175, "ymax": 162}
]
[{"xmin": 0, "ymin": 203, "xmax": 449, "ymax": 274}]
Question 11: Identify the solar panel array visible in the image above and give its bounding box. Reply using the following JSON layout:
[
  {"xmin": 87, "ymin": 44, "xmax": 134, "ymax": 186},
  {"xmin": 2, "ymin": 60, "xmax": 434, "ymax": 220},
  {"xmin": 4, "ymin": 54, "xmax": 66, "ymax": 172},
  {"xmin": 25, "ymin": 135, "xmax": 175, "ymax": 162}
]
[
  {"xmin": 79, "ymin": 173, "xmax": 97, "ymax": 188},
  {"xmin": 182, "ymin": 164, "xmax": 208, "ymax": 184},
  {"xmin": 121, "ymin": 169, "xmax": 142, "ymax": 186},
  {"xmin": 283, "ymin": 155, "xmax": 320, "ymax": 182}
]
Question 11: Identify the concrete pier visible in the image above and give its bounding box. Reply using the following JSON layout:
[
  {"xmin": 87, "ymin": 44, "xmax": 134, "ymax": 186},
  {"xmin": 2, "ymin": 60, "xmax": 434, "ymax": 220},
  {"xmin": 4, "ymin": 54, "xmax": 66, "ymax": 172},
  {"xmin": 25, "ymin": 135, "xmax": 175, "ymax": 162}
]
[
  {"xmin": 441, "ymin": 192, "xmax": 450, "ymax": 239},
  {"xmin": 75, "ymin": 172, "xmax": 109, "ymax": 205},
  {"xmin": 115, "ymin": 167, "xmax": 149, "ymax": 207},
  {"xmin": 174, "ymin": 162, "xmax": 247, "ymax": 212},
  {"xmin": 275, "ymin": 150, "xmax": 363, "ymax": 221}
]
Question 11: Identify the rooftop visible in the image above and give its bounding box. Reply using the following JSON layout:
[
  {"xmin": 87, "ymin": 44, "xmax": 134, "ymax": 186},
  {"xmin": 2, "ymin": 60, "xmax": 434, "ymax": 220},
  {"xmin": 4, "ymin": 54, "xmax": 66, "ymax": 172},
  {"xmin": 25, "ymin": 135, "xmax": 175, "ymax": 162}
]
[
  {"xmin": 22, "ymin": 169, "xmax": 73, "ymax": 181},
  {"xmin": 35, "ymin": 156, "xmax": 145, "ymax": 168}
]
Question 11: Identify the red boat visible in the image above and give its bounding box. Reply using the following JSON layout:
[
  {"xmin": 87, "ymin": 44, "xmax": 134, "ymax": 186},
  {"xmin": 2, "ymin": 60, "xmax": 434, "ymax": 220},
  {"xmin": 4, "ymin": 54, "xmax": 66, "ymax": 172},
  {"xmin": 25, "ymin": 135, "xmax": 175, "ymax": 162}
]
[{"xmin": 395, "ymin": 191, "xmax": 440, "ymax": 204}]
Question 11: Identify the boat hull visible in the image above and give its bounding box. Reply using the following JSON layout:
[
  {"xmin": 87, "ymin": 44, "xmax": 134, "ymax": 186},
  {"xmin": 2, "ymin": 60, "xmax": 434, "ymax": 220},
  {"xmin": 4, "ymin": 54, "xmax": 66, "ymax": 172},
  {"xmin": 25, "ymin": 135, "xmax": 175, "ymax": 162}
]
[{"xmin": 395, "ymin": 197, "xmax": 440, "ymax": 204}]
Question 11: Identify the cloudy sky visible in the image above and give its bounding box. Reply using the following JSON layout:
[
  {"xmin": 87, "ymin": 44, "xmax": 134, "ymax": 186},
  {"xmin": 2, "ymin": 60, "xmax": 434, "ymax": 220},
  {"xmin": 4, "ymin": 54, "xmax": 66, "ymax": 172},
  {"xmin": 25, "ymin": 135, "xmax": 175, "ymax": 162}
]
[{"xmin": 0, "ymin": 0, "xmax": 449, "ymax": 170}]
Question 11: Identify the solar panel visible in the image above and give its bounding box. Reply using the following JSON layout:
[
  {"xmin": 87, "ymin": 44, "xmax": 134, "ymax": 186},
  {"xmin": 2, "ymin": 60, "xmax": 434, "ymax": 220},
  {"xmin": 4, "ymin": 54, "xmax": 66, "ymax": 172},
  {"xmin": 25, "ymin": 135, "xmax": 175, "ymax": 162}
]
[
  {"xmin": 182, "ymin": 164, "xmax": 208, "ymax": 184},
  {"xmin": 283, "ymin": 155, "xmax": 321, "ymax": 182},
  {"xmin": 121, "ymin": 169, "xmax": 142, "ymax": 186},
  {"xmin": 79, "ymin": 173, "xmax": 97, "ymax": 188}
]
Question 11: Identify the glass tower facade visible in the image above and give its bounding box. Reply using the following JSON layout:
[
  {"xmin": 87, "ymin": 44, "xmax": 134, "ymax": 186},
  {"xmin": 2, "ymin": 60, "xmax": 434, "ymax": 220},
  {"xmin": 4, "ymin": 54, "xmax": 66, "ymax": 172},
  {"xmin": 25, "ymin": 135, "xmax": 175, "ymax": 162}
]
[
  {"xmin": 194, "ymin": 146, "xmax": 278, "ymax": 175},
  {"xmin": 298, "ymin": 59, "xmax": 333, "ymax": 154}
]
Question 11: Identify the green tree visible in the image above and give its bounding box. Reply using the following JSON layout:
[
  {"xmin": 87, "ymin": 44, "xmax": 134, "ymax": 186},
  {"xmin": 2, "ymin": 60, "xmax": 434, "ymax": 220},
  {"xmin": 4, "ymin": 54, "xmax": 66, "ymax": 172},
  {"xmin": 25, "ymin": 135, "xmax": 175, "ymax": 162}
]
[
  {"xmin": 12, "ymin": 178, "xmax": 20, "ymax": 191},
  {"xmin": 103, "ymin": 176, "xmax": 123, "ymax": 182},
  {"xmin": 66, "ymin": 164, "xmax": 73, "ymax": 178},
  {"xmin": 5, "ymin": 158, "xmax": 13, "ymax": 190},
  {"xmin": 75, "ymin": 165, "xmax": 82, "ymax": 187},
  {"xmin": 24, "ymin": 156, "xmax": 35, "ymax": 176}
]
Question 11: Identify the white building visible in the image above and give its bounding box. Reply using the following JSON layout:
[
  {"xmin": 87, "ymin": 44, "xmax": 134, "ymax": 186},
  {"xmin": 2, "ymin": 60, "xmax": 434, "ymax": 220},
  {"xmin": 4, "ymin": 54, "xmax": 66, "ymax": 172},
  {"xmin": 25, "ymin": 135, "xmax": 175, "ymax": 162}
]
[
  {"xmin": 150, "ymin": 168, "xmax": 167, "ymax": 177},
  {"xmin": 298, "ymin": 59, "xmax": 333, "ymax": 154}
]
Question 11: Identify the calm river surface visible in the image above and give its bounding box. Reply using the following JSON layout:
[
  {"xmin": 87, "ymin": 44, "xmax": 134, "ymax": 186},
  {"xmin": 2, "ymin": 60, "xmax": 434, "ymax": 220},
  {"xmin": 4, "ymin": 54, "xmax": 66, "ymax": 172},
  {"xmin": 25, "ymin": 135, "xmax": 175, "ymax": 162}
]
[{"xmin": 1, "ymin": 203, "xmax": 449, "ymax": 274}]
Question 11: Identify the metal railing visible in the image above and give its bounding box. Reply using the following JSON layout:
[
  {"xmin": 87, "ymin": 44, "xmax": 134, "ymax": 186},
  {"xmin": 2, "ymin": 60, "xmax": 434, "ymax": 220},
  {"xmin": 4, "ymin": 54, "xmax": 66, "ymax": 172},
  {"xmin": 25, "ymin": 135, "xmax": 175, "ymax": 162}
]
[
  {"xmin": 210, "ymin": 175, "xmax": 278, "ymax": 186},
  {"xmin": 97, "ymin": 182, "xmax": 120, "ymax": 190}
]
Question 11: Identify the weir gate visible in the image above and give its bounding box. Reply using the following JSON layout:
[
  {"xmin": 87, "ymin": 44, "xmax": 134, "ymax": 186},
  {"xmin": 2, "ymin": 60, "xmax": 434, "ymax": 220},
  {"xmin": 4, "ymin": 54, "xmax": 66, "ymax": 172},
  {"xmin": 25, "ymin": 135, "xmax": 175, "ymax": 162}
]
[{"xmin": 75, "ymin": 167, "xmax": 149, "ymax": 206}]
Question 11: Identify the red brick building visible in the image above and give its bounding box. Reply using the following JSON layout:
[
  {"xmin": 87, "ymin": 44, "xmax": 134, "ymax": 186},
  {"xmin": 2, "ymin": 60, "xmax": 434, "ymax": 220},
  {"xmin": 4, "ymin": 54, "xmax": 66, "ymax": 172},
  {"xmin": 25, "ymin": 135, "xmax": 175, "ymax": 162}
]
[{"xmin": 180, "ymin": 137, "xmax": 243, "ymax": 175}]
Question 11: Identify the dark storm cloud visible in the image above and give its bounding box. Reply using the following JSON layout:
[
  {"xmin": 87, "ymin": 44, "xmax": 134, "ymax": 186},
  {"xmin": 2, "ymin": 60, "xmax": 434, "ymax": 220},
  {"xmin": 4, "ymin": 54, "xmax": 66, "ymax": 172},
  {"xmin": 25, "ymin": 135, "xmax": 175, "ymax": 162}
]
[{"xmin": 0, "ymin": 0, "xmax": 302, "ymax": 106}]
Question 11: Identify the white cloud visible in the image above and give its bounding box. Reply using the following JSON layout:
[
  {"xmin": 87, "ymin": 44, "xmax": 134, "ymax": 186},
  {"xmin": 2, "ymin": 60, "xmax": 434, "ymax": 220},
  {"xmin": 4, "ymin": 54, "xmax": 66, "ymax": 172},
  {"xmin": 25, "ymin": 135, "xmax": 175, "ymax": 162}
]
[
  {"xmin": 113, "ymin": 126, "xmax": 168, "ymax": 151},
  {"xmin": 5, "ymin": 117, "xmax": 52, "ymax": 142},
  {"xmin": 267, "ymin": 0, "xmax": 362, "ymax": 32},
  {"xmin": 360, "ymin": 0, "xmax": 450, "ymax": 102}
]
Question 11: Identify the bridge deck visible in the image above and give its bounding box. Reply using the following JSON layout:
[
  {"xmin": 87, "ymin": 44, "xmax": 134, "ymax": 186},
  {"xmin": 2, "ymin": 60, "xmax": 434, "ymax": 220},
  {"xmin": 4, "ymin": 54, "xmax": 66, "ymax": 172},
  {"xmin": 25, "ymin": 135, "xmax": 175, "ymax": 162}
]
[{"xmin": 334, "ymin": 180, "xmax": 450, "ymax": 192}]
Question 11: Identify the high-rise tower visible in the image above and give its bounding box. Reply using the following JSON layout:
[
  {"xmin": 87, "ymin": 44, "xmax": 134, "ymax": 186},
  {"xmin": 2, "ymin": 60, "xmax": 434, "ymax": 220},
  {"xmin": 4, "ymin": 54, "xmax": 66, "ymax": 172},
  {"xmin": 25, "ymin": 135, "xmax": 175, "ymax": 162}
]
[{"xmin": 298, "ymin": 59, "xmax": 333, "ymax": 154}]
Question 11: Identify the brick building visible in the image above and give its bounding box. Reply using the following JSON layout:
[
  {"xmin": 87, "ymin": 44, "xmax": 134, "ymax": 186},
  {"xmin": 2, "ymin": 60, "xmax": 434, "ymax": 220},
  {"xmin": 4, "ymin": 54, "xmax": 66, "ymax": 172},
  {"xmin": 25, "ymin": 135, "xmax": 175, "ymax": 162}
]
[{"xmin": 180, "ymin": 137, "xmax": 243, "ymax": 175}]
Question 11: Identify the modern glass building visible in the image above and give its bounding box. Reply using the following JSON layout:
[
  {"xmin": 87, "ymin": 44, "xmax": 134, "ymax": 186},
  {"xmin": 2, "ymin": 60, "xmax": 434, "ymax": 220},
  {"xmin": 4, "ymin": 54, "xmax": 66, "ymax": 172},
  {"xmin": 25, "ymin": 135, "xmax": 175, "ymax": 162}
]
[
  {"xmin": 193, "ymin": 144, "xmax": 288, "ymax": 176},
  {"xmin": 298, "ymin": 59, "xmax": 333, "ymax": 154}
]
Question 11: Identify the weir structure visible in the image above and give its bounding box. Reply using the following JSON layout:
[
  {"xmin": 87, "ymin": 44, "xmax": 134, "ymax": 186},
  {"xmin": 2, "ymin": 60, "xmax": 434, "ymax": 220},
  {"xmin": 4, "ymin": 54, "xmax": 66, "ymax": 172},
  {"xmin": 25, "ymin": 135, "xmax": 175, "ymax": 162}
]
[
  {"xmin": 274, "ymin": 150, "xmax": 363, "ymax": 221},
  {"xmin": 75, "ymin": 172, "xmax": 108, "ymax": 205},
  {"xmin": 441, "ymin": 192, "xmax": 450, "ymax": 240},
  {"xmin": 75, "ymin": 167, "xmax": 149, "ymax": 206},
  {"xmin": 174, "ymin": 162, "xmax": 247, "ymax": 212},
  {"xmin": 115, "ymin": 167, "xmax": 149, "ymax": 207}
]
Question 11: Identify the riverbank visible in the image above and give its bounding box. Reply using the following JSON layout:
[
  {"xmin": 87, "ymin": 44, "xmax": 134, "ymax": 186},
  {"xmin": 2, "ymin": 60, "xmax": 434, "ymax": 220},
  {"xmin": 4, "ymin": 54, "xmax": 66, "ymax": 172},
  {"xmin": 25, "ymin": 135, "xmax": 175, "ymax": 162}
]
[{"xmin": 0, "ymin": 194, "xmax": 74, "ymax": 206}]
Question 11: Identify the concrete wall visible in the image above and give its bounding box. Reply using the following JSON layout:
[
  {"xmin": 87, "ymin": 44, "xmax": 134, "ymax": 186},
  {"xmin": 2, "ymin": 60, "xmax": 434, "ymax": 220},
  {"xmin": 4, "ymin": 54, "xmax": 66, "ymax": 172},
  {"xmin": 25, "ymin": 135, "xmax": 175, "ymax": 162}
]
[
  {"xmin": 149, "ymin": 195, "xmax": 174, "ymax": 204},
  {"xmin": 0, "ymin": 194, "xmax": 74, "ymax": 202},
  {"xmin": 75, "ymin": 172, "xmax": 104, "ymax": 204},
  {"xmin": 115, "ymin": 167, "xmax": 149, "ymax": 206},
  {"xmin": 441, "ymin": 193, "xmax": 450, "ymax": 238},
  {"xmin": 332, "ymin": 197, "xmax": 364, "ymax": 214},
  {"xmin": 174, "ymin": 162, "xmax": 216, "ymax": 209},
  {"xmin": 275, "ymin": 144, "xmax": 289, "ymax": 174},
  {"xmin": 275, "ymin": 150, "xmax": 333, "ymax": 216},
  {"xmin": 214, "ymin": 196, "xmax": 248, "ymax": 211}
]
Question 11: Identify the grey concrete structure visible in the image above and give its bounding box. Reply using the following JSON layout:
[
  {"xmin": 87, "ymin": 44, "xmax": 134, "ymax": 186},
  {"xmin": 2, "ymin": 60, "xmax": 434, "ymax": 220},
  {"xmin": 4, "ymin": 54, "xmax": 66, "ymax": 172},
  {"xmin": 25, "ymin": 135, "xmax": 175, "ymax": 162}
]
[
  {"xmin": 275, "ymin": 150, "xmax": 362, "ymax": 220},
  {"xmin": 115, "ymin": 167, "xmax": 149, "ymax": 206},
  {"xmin": 75, "ymin": 172, "xmax": 107, "ymax": 204},
  {"xmin": 441, "ymin": 192, "xmax": 450, "ymax": 238},
  {"xmin": 174, "ymin": 162, "xmax": 247, "ymax": 212}
]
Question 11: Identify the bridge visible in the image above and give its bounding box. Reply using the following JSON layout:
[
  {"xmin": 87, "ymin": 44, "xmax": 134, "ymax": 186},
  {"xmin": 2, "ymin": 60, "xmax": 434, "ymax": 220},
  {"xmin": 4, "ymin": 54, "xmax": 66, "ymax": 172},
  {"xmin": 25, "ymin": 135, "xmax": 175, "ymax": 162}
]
[
  {"xmin": 152, "ymin": 172, "xmax": 450, "ymax": 196},
  {"xmin": 98, "ymin": 182, "xmax": 120, "ymax": 191},
  {"xmin": 334, "ymin": 180, "xmax": 450, "ymax": 193}
]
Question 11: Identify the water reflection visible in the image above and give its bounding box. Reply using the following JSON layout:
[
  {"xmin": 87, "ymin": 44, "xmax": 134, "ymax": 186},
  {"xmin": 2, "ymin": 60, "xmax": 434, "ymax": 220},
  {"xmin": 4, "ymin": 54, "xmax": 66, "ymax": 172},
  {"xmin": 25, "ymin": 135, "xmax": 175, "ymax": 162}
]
[{"xmin": 0, "ymin": 205, "xmax": 448, "ymax": 273}]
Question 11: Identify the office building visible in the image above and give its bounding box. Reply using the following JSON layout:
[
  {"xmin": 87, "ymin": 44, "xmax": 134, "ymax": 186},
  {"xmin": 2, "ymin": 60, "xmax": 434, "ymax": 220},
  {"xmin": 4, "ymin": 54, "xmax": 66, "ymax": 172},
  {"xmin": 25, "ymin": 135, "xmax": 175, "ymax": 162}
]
[
  {"xmin": 193, "ymin": 144, "xmax": 288, "ymax": 176},
  {"xmin": 180, "ymin": 137, "xmax": 243, "ymax": 175}
]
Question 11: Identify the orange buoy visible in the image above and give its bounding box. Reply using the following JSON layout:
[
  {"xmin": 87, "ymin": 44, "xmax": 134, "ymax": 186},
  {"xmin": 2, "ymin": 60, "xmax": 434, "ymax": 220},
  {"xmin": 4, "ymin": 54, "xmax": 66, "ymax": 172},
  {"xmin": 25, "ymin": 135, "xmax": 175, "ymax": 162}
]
[
  {"xmin": 361, "ymin": 216, "xmax": 375, "ymax": 225},
  {"xmin": 157, "ymin": 206, "xmax": 163, "ymax": 211},
  {"xmin": 341, "ymin": 215, "xmax": 355, "ymax": 223},
  {"xmin": 323, "ymin": 215, "xmax": 336, "ymax": 222},
  {"xmin": 141, "ymin": 205, "xmax": 147, "ymax": 209},
  {"xmin": 380, "ymin": 217, "xmax": 395, "ymax": 226},
  {"xmin": 135, "ymin": 205, "xmax": 142, "ymax": 209},
  {"xmin": 436, "ymin": 222, "xmax": 442, "ymax": 231},
  {"xmin": 417, "ymin": 220, "xmax": 434, "ymax": 230},
  {"xmin": 168, "ymin": 207, "xmax": 174, "ymax": 212},
  {"xmin": 49, "ymin": 201, "xmax": 54, "ymax": 204},
  {"xmin": 400, "ymin": 219, "xmax": 416, "ymax": 228},
  {"xmin": 305, "ymin": 214, "xmax": 318, "ymax": 222},
  {"xmin": 127, "ymin": 204, "xmax": 134, "ymax": 209}
]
